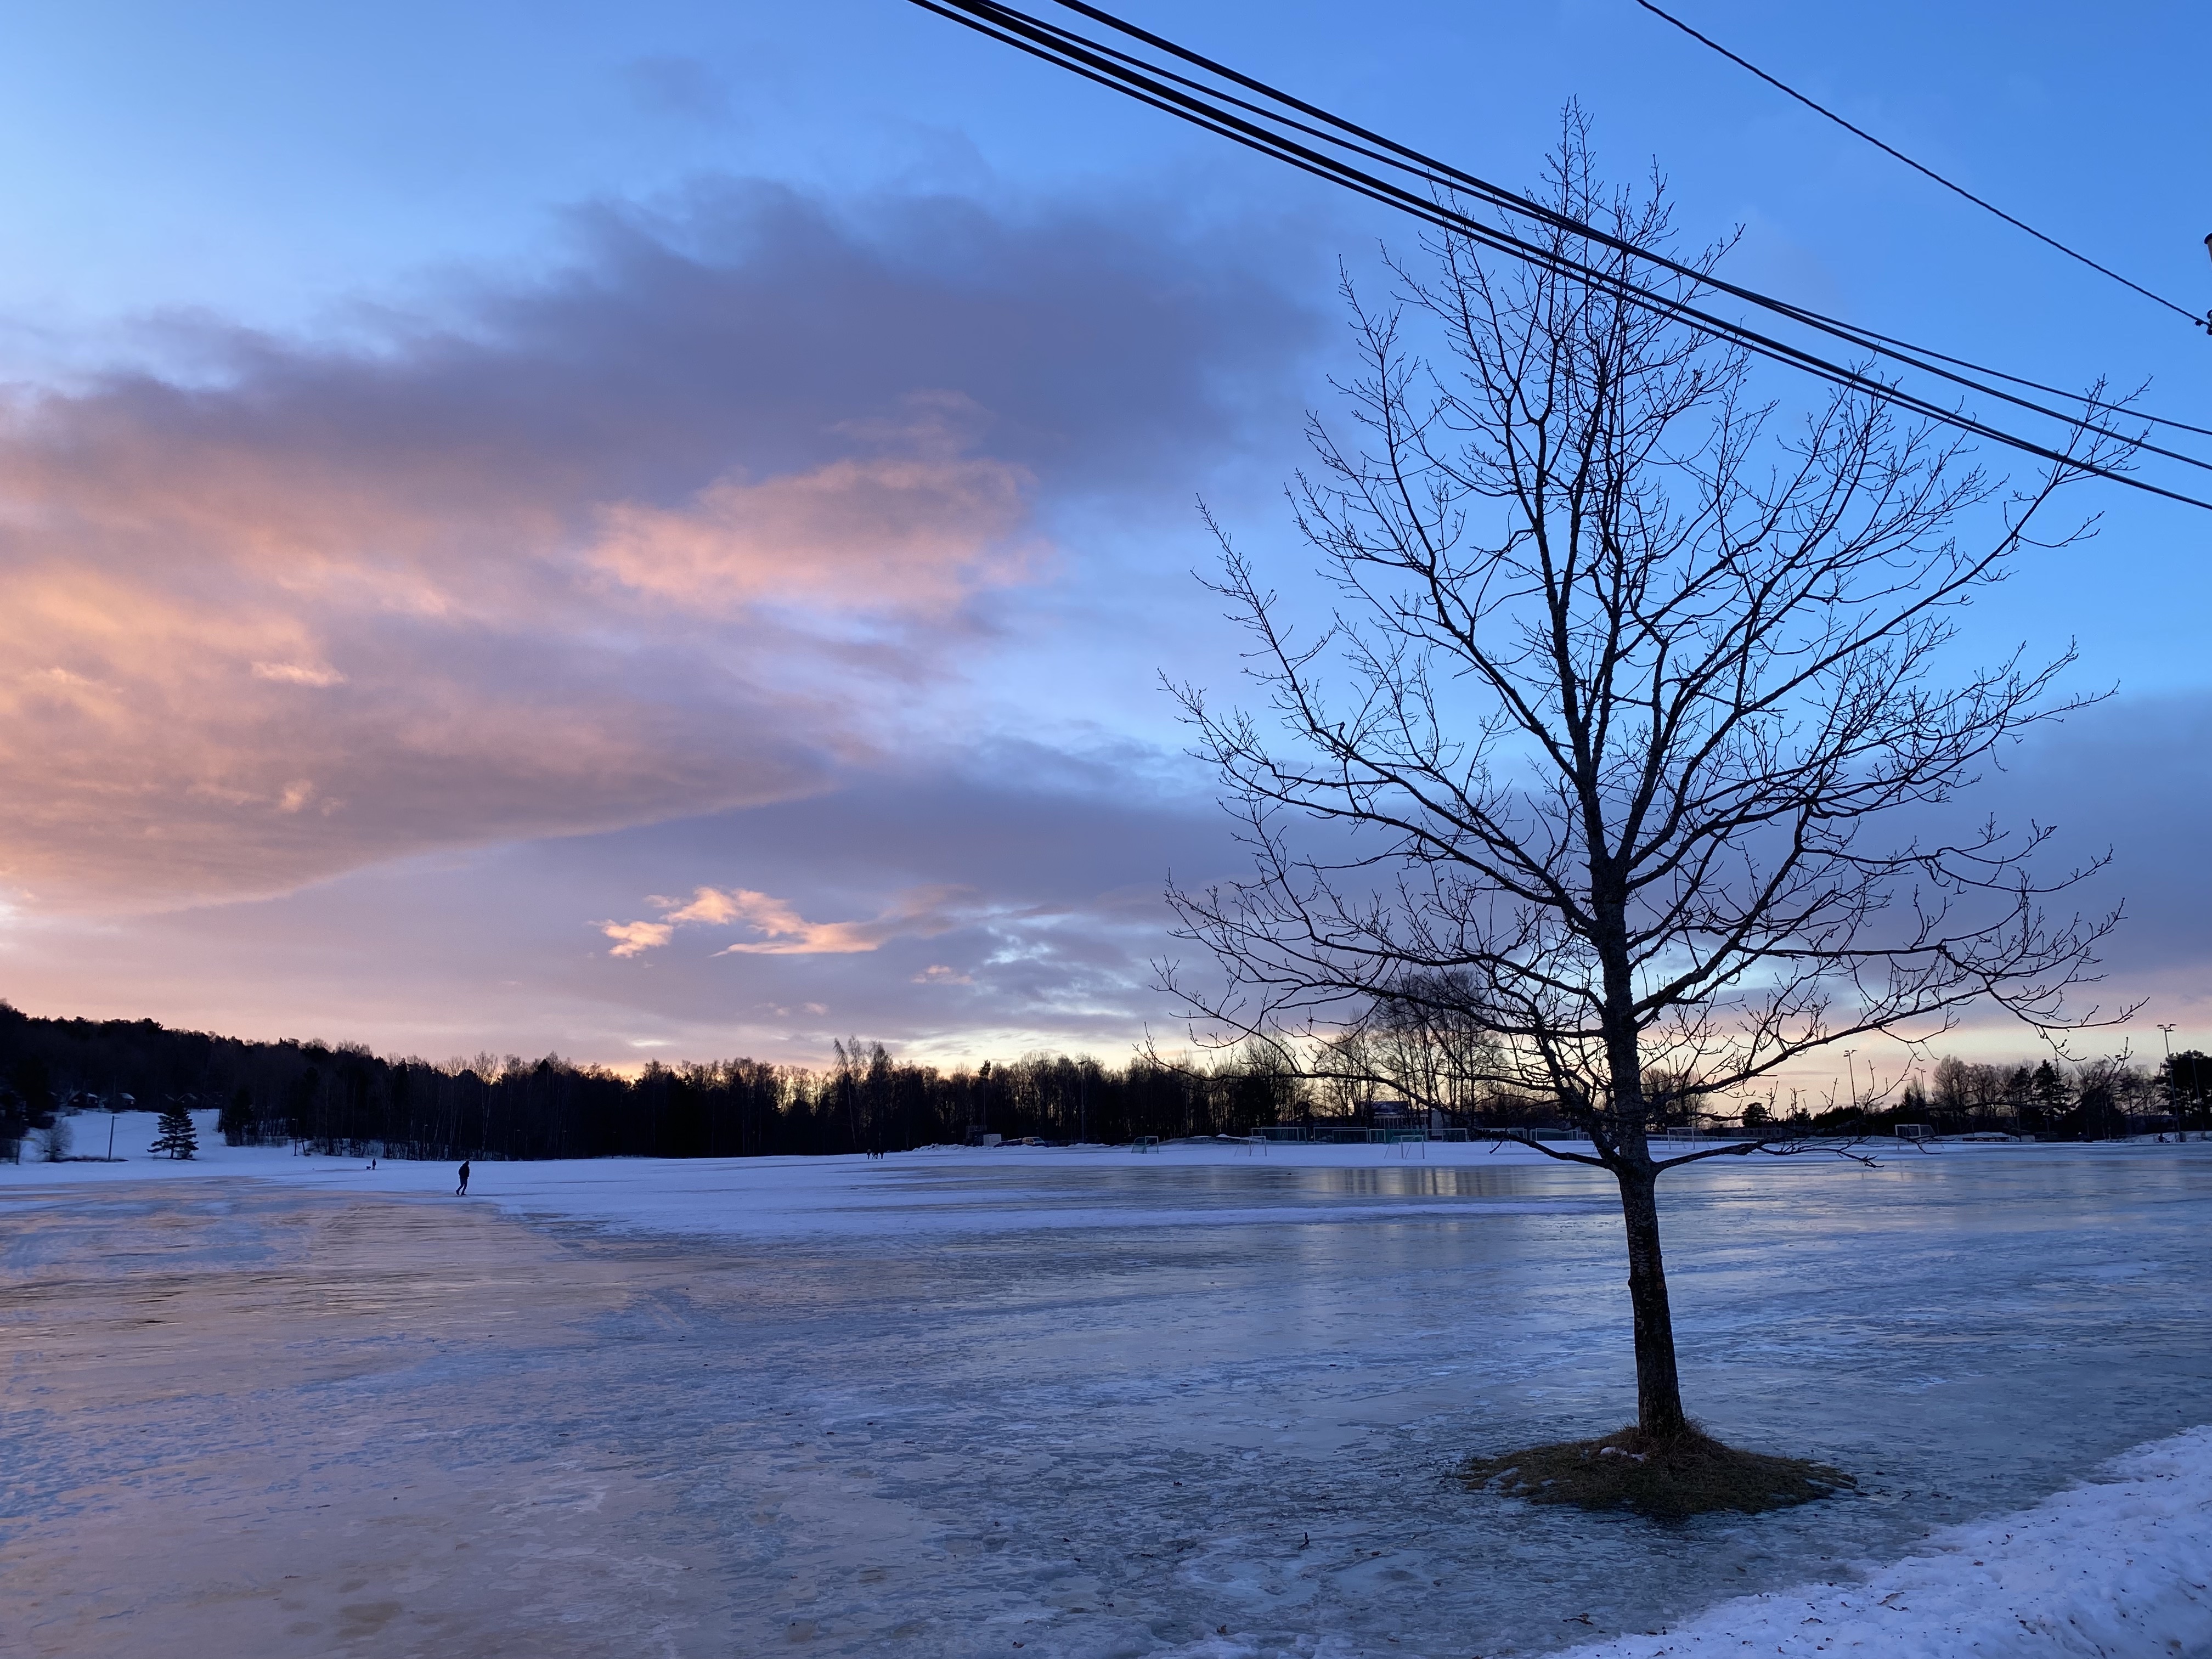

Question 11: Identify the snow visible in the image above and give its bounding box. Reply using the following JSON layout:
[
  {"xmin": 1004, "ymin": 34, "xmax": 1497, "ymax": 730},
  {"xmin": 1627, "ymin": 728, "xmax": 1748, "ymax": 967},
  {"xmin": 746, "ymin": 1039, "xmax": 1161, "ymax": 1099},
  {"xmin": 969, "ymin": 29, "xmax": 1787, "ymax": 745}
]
[
  {"xmin": 6, "ymin": 1123, "xmax": 2210, "ymax": 1657},
  {"xmin": 1556, "ymin": 1427, "xmax": 2212, "ymax": 1658},
  {"xmin": 1, "ymin": 1112, "xmax": 1621, "ymax": 1237},
  {"xmin": 4, "ymin": 1110, "xmax": 2178, "ymax": 1240}
]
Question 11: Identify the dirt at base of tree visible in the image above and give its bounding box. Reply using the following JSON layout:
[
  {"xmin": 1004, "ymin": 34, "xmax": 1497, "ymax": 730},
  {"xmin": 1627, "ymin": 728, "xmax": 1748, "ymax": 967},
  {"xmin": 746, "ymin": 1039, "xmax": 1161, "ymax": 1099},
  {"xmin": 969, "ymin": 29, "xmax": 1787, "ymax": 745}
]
[{"xmin": 1457, "ymin": 1426, "xmax": 1854, "ymax": 1523}]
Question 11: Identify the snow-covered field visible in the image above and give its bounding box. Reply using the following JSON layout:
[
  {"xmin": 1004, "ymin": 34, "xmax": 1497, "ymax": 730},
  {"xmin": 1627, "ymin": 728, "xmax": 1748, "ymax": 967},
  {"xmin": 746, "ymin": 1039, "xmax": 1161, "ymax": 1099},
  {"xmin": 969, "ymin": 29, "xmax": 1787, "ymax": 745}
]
[{"xmin": 4, "ymin": 1122, "xmax": 2208, "ymax": 1657}]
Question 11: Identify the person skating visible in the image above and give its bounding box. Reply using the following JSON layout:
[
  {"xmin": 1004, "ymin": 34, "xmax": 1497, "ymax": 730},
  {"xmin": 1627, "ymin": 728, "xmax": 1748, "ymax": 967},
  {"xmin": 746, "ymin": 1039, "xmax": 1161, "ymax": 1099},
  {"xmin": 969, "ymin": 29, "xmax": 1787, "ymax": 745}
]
[{"xmin": 455, "ymin": 1160, "xmax": 471, "ymax": 1196}]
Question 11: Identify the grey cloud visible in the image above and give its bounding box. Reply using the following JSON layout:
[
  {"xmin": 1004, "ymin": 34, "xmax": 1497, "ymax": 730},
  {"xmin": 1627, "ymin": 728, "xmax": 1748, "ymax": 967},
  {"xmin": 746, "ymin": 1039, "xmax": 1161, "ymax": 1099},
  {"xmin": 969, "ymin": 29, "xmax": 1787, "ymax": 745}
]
[
  {"xmin": 622, "ymin": 56, "xmax": 735, "ymax": 122},
  {"xmin": 76, "ymin": 179, "xmax": 1310, "ymax": 515},
  {"xmin": 1957, "ymin": 691, "xmax": 2212, "ymax": 985},
  {"xmin": 36, "ymin": 692, "xmax": 2201, "ymax": 1071},
  {"xmin": 560, "ymin": 740, "xmax": 1238, "ymax": 1035},
  {"xmin": 1, "ymin": 744, "xmax": 1243, "ymax": 1065}
]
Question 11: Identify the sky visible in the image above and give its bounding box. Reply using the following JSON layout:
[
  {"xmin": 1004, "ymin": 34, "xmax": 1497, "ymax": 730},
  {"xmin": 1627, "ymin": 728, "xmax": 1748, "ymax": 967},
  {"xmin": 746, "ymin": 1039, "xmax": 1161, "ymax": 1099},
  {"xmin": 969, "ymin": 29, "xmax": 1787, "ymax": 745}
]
[{"xmin": 0, "ymin": 0, "xmax": 2205, "ymax": 1075}]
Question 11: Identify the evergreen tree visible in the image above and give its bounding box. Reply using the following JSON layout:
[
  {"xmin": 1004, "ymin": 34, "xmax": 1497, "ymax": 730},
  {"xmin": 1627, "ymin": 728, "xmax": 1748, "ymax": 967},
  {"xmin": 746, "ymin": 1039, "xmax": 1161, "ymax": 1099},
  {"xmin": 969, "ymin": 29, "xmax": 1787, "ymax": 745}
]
[
  {"xmin": 217, "ymin": 1086, "xmax": 254, "ymax": 1145},
  {"xmin": 150, "ymin": 1102, "xmax": 199, "ymax": 1160},
  {"xmin": 2026, "ymin": 1061, "xmax": 2071, "ymax": 1135}
]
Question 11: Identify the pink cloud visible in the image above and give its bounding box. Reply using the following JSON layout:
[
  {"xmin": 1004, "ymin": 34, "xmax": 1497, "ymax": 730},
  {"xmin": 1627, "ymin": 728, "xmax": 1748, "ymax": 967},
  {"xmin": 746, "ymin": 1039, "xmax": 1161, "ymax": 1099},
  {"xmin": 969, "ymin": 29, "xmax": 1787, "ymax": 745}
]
[
  {"xmin": 0, "ymin": 546, "xmax": 837, "ymax": 905},
  {"xmin": 251, "ymin": 662, "xmax": 348, "ymax": 687},
  {"xmin": 588, "ymin": 397, "xmax": 1042, "ymax": 616},
  {"xmin": 0, "ymin": 387, "xmax": 1033, "ymax": 910},
  {"xmin": 601, "ymin": 883, "xmax": 979, "ymax": 957},
  {"xmin": 592, "ymin": 453, "xmax": 1035, "ymax": 614},
  {"xmin": 0, "ymin": 185, "xmax": 1307, "ymax": 915},
  {"xmin": 600, "ymin": 919, "xmax": 675, "ymax": 958}
]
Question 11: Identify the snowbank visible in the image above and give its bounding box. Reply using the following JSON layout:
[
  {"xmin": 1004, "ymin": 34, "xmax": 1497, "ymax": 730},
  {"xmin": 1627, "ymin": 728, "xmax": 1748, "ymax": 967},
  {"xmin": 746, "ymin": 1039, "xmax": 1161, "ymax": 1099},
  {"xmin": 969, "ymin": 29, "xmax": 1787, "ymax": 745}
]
[{"xmin": 1556, "ymin": 1425, "xmax": 2212, "ymax": 1659}]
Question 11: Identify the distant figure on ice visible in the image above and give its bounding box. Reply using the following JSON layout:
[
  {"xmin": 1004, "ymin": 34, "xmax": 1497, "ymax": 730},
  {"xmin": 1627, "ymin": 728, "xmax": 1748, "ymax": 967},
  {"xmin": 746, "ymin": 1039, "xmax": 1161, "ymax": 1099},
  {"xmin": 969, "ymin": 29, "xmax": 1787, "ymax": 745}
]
[{"xmin": 456, "ymin": 1160, "xmax": 471, "ymax": 1195}]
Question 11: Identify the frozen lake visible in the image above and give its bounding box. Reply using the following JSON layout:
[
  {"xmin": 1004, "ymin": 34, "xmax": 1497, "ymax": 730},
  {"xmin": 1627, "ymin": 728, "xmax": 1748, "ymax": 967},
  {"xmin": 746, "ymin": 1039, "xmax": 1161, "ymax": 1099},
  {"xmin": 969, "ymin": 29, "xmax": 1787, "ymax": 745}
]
[{"xmin": 4, "ymin": 1135, "xmax": 2209, "ymax": 1656}]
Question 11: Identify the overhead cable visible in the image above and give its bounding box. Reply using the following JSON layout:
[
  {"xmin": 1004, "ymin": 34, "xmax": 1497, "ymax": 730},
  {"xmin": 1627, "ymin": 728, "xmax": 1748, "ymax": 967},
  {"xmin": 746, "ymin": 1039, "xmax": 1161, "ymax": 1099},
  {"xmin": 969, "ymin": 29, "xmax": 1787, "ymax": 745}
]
[
  {"xmin": 1633, "ymin": 0, "xmax": 2211, "ymax": 332},
  {"xmin": 1017, "ymin": 0, "xmax": 2212, "ymax": 443},
  {"xmin": 1024, "ymin": 0, "xmax": 2212, "ymax": 453},
  {"xmin": 906, "ymin": 0, "xmax": 2212, "ymax": 510}
]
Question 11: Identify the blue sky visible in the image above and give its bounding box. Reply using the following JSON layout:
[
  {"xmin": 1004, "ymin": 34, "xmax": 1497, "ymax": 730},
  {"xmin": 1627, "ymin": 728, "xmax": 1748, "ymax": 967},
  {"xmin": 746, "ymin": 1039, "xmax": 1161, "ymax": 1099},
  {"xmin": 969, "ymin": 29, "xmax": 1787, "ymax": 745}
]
[{"xmin": 0, "ymin": 0, "xmax": 2205, "ymax": 1073}]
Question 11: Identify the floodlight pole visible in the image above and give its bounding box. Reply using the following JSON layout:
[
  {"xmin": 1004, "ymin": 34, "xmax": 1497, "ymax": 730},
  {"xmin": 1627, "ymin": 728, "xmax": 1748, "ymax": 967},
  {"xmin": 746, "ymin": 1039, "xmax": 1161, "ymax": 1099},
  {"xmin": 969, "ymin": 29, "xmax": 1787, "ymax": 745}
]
[{"xmin": 2157, "ymin": 1024, "xmax": 2177, "ymax": 1139}]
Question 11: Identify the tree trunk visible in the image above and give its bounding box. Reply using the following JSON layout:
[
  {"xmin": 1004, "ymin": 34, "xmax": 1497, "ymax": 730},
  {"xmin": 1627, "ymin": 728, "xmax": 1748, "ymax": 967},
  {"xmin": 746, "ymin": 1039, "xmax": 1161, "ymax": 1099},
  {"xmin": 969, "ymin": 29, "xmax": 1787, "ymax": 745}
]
[
  {"xmin": 1615, "ymin": 1160, "xmax": 1689, "ymax": 1438},
  {"xmin": 1591, "ymin": 884, "xmax": 1688, "ymax": 1439}
]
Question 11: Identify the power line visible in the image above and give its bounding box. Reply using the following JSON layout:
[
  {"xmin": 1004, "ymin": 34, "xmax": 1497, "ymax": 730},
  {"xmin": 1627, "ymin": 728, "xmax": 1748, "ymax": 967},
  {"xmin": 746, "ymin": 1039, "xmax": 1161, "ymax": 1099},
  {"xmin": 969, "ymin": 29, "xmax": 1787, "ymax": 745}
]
[
  {"xmin": 1010, "ymin": 0, "xmax": 2212, "ymax": 445},
  {"xmin": 1023, "ymin": 0, "xmax": 2212, "ymax": 453},
  {"xmin": 907, "ymin": 0, "xmax": 2212, "ymax": 510},
  {"xmin": 1633, "ymin": 0, "xmax": 2211, "ymax": 333}
]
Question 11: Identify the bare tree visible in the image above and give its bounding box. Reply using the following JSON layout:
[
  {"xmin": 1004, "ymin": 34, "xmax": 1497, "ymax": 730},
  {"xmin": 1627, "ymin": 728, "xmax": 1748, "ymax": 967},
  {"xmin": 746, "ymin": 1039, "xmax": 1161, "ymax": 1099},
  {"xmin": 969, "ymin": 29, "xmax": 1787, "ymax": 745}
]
[{"xmin": 1164, "ymin": 116, "xmax": 2128, "ymax": 1441}]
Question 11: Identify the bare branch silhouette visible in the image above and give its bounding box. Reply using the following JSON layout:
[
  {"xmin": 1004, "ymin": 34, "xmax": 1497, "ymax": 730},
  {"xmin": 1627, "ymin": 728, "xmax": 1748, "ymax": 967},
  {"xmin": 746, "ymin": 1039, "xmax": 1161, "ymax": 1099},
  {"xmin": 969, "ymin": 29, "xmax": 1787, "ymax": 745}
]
[{"xmin": 1160, "ymin": 111, "xmax": 2132, "ymax": 1437}]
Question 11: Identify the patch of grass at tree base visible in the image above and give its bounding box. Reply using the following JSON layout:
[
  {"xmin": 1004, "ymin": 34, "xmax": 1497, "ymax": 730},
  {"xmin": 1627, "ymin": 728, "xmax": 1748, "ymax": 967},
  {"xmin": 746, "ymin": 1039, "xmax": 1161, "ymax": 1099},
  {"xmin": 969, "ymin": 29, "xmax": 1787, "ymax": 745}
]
[{"xmin": 1458, "ymin": 1426, "xmax": 1853, "ymax": 1522}]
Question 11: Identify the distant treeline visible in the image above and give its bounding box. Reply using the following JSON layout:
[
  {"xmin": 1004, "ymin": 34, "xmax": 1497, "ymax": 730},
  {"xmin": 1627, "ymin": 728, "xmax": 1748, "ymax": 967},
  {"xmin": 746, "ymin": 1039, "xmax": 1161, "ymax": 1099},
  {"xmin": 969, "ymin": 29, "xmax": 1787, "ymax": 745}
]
[
  {"xmin": 2, "ymin": 1001, "xmax": 2202, "ymax": 1161},
  {"xmin": 0, "ymin": 1001, "xmax": 1306, "ymax": 1160},
  {"xmin": 1884, "ymin": 1054, "xmax": 2208, "ymax": 1141}
]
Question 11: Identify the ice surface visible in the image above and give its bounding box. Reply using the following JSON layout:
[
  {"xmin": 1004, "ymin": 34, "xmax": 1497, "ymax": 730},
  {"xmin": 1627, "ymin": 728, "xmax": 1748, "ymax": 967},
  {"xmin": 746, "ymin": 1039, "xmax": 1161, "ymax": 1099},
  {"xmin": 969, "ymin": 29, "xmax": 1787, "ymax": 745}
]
[{"xmin": 5, "ymin": 1125, "xmax": 2209, "ymax": 1656}]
